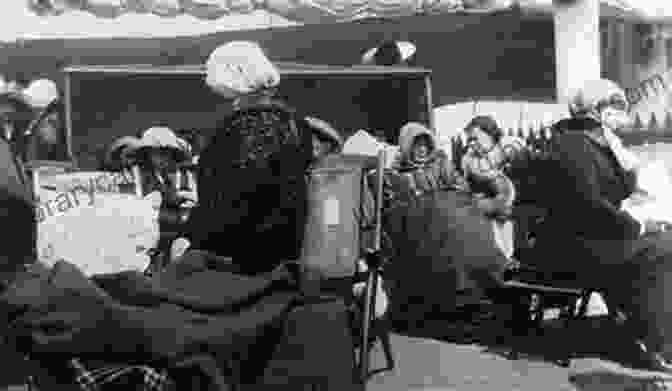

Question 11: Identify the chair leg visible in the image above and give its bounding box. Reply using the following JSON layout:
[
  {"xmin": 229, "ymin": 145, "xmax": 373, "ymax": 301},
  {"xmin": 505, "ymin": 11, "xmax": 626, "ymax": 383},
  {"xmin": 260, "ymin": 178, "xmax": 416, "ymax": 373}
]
[
  {"xmin": 556, "ymin": 290, "xmax": 593, "ymax": 368},
  {"xmin": 373, "ymin": 319, "xmax": 395, "ymax": 372},
  {"xmin": 506, "ymin": 292, "xmax": 534, "ymax": 361},
  {"xmin": 359, "ymin": 270, "xmax": 377, "ymax": 383},
  {"xmin": 379, "ymin": 331, "xmax": 395, "ymax": 372}
]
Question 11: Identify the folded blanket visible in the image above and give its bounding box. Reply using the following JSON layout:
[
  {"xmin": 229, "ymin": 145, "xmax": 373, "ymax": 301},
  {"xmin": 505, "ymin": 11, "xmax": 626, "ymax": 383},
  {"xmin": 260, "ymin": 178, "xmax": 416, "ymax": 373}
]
[
  {"xmin": 384, "ymin": 189, "xmax": 509, "ymax": 318},
  {"xmin": 0, "ymin": 252, "xmax": 301, "ymax": 390}
]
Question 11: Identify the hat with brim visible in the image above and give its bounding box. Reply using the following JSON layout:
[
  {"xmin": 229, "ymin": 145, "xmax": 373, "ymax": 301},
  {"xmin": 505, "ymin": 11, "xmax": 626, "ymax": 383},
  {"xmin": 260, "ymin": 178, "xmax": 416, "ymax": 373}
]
[
  {"xmin": 361, "ymin": 41, "xmax": 416, "ymax": 65},
  {"xmin": 128, "ymin": 127, "xmax": 192, "ymax": 161},
  {"xmin": 305, "ymin": 116, "xmax": 343, "ymax": 151}
]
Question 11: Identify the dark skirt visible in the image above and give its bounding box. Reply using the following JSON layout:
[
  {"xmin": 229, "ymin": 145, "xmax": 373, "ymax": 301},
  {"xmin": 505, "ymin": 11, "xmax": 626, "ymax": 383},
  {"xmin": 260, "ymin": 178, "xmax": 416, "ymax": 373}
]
[{"xmin": 384, "ymin": 190, "xmax": 509, "ymax": 318}]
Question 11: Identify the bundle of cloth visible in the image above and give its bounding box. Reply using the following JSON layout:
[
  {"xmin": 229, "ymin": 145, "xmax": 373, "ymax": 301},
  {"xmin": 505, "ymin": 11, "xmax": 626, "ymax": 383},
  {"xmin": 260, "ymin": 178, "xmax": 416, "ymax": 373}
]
[{"xmin": 1, "ymin": 253, "xmax": 360, "ymax": 390}]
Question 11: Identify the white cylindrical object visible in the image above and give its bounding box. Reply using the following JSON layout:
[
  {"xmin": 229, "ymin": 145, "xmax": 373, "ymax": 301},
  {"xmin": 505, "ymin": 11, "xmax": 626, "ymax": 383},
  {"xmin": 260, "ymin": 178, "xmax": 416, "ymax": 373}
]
[
  {"xmin": 132, "ymin": 165, "xmax": 143, "ymax": 198},
  {"xmin": 32, "ymin": 169, "xmax": 40, "ymax": 202},
  {"xmin": 554, "ymin": 0, "xmax": 601, "ymax": 103}
]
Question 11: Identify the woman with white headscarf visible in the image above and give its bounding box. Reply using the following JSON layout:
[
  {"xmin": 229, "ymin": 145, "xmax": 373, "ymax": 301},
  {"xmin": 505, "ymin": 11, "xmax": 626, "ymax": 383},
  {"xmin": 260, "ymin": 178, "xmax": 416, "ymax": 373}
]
[
  {"xmin": 533, "ymin": 78, "xmax": 672, "ymax": 372},
  {"xmin": 178, "ymin": 41, "xmax": 312, "ymax": 275}
]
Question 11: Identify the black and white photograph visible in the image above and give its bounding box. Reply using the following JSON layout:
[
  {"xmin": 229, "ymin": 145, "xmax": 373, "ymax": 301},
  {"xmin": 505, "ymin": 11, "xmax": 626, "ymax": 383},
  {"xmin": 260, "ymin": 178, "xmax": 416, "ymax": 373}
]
[{"xmin": 1, "ymin": 0, "xmax": 672, "ymax": 390}]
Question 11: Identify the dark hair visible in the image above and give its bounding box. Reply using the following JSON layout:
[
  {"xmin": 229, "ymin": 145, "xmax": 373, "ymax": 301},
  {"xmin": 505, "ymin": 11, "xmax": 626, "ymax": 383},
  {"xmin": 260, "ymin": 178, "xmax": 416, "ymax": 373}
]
[
  {"xmin": 373, "ymin": 41, "xmax": 403, "ymax": 66},
  {"xmin": 465, "ymin": 115, "xmax": 503, "ymax": 143}
]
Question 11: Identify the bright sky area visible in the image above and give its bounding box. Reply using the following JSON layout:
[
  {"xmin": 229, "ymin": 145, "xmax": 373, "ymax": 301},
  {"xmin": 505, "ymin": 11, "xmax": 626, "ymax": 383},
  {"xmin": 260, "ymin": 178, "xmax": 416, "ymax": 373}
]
[
  {"xmin": 2, "ymin": 0, "xmax": 672, "ymax": 43},
  {"xmin": 0, "ymin": 1, "xmax": 298, "ymax": 42}
]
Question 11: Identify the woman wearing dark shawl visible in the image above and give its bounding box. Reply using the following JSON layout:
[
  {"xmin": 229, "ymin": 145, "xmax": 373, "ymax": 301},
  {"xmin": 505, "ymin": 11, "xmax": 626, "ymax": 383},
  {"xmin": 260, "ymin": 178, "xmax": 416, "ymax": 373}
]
[
  {"xmin": 534, "ymin": 78, "xmax": 672, "ymax": 372},
  {"xmin": 382, "ymin": 122, "xmax": 510, "ymax": 325},
  {"xmin": 180, "ymin": 41, "xmax": 313, "ymax": 275}
]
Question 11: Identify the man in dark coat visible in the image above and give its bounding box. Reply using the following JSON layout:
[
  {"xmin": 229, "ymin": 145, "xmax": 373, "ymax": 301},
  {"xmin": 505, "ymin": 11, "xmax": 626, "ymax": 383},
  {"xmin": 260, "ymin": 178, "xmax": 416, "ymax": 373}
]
[{"xmin": 534, "ymin": 79, "xmax": 672, "ymax": 372}]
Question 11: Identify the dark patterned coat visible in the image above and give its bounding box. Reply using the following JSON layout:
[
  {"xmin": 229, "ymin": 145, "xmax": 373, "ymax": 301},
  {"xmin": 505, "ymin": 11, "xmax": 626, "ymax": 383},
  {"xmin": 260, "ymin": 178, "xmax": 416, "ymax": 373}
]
[{"xmin": 183, "ymin": 99, "xmax": 312, "ymax": 275}]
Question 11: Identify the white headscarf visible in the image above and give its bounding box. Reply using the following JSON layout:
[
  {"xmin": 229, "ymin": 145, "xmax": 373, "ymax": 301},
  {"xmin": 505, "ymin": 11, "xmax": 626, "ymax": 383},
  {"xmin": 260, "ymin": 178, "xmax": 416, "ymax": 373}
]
[
  {"xmin": 205, "ymin": 41, "xmax": 280, "ymax": 97},
  {"xmin": 23, "ymin": 79, "xmax": 59, "ymax": 109},
  {"xmin": 569, "ymin": 79, "xmax": 640, "ymax": 172}
]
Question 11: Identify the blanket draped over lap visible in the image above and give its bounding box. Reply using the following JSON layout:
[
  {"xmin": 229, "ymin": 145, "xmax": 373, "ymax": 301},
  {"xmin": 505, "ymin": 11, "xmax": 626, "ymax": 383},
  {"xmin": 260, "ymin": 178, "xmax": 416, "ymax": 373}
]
[
  {"xmin": 383, "ymin": 189, "xmax": 509, "ymax": 319},
  {"xmin": 0, "ymin": 250, "xmax": 360, "ymax": 390}
]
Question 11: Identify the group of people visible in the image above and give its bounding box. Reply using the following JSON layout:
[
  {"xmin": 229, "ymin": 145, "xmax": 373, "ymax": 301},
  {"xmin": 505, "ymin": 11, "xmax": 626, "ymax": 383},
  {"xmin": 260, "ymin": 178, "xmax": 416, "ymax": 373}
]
[{"xmin": 0, "ymin": 34, "xmax": 672, "ymax": 388}]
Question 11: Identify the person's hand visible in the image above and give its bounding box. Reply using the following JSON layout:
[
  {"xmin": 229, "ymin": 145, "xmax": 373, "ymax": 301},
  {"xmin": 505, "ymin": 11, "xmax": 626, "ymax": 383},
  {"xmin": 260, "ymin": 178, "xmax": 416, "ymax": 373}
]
[{"xmin": 170, "ymin": 237, "xmax": 191, "ymax": 262}]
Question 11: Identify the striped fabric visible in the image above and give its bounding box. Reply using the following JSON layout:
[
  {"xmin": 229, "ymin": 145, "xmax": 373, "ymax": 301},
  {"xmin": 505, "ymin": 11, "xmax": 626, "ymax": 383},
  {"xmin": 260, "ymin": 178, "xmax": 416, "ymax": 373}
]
[{"xmin": 68, "ymin": 358, "xmax": 174, "ymax": 391}]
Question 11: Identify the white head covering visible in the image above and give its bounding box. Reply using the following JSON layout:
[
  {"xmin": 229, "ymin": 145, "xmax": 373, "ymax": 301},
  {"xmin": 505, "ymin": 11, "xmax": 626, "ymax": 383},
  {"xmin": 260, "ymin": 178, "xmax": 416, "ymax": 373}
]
[
  {"xmin": 108, "ymin": 127, "xmax": 191, "ymax": 166},
  {"xmin": 205, "ymin": 41, "xmax": 280, "ymax": 97},
  {"xmin": 139, "ymin": 127, "xmax": 191, "ymax": 153},
  {"xmin": 570, "ymin": 79, "xmax": 639, "ymax": 171},
  {"xmin": 23, "ymin": 79, "xmax": 59, "ymax": 109}
]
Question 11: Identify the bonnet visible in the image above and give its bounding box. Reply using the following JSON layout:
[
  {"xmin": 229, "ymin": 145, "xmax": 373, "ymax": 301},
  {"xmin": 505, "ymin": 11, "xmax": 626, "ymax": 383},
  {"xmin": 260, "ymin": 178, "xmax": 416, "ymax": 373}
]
[{"xmin": 205, "ymin": 41, "xmax": 280, "ymax": 97}]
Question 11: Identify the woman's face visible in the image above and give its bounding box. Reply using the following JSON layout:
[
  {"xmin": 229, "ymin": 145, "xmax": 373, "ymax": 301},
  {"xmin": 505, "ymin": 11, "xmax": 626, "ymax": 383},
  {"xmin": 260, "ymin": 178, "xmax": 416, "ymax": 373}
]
[
  {"xmin": 465, "ymin": 126, "xmax": 495, "ymax": 155},
  {"xmin": 411, "ymin": 135, "xmax": 432, "ymax": 162}
]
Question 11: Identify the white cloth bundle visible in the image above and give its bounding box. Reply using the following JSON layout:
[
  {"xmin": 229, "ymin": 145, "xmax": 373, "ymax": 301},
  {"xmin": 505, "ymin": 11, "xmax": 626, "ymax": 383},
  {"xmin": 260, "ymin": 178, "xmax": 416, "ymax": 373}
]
[
  {"xmin": 622, "ymin": 159, "xmax": 672, "ymax": 224},
  {"xmin": 37, "ymin": 184, "xmax": 160, "ymax": 276},
  {"xmin": 205, "ymin": 41, "xmax": 280, "ymax": 97}
]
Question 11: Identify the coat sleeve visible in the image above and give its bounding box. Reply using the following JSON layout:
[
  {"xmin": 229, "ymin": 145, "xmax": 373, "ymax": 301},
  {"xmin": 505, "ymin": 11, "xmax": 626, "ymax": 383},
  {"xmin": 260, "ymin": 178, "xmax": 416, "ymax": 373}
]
[{"xmin": 553, "ymin": 134, "xmax": 641, "ymax": 239}]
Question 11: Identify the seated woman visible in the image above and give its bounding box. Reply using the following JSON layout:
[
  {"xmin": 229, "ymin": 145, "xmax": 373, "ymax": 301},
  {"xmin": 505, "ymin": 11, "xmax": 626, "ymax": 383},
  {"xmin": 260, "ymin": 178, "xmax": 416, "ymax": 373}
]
[
  {"xmin": 177, "ymin": 41, "xmax": 313, "ymax": 276},
  {"xmin": 0, "ymin": 108, "xmax": 360, "ymax": 390},
  {"xmin": 383, "ymin": 122, "xmax": 510, "ymax": 321},
  {"xmin": 394, "ymin": 122, "xmax": 468, "ymax": 197},
  {"xmin": 534, "ymin": 78, "xmax": 672, "ymax": 372},
  {"xmin": 461, "ymin": 115, "xmax": 525, "ymax": 259}
]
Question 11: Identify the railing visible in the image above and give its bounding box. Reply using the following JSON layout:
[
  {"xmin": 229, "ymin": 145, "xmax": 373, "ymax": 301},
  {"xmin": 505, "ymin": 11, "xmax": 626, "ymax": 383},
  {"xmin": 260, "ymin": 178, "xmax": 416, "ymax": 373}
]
[{"xmin": 448, "ymin": 113, "xmax": 672, "ymax": 178}]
